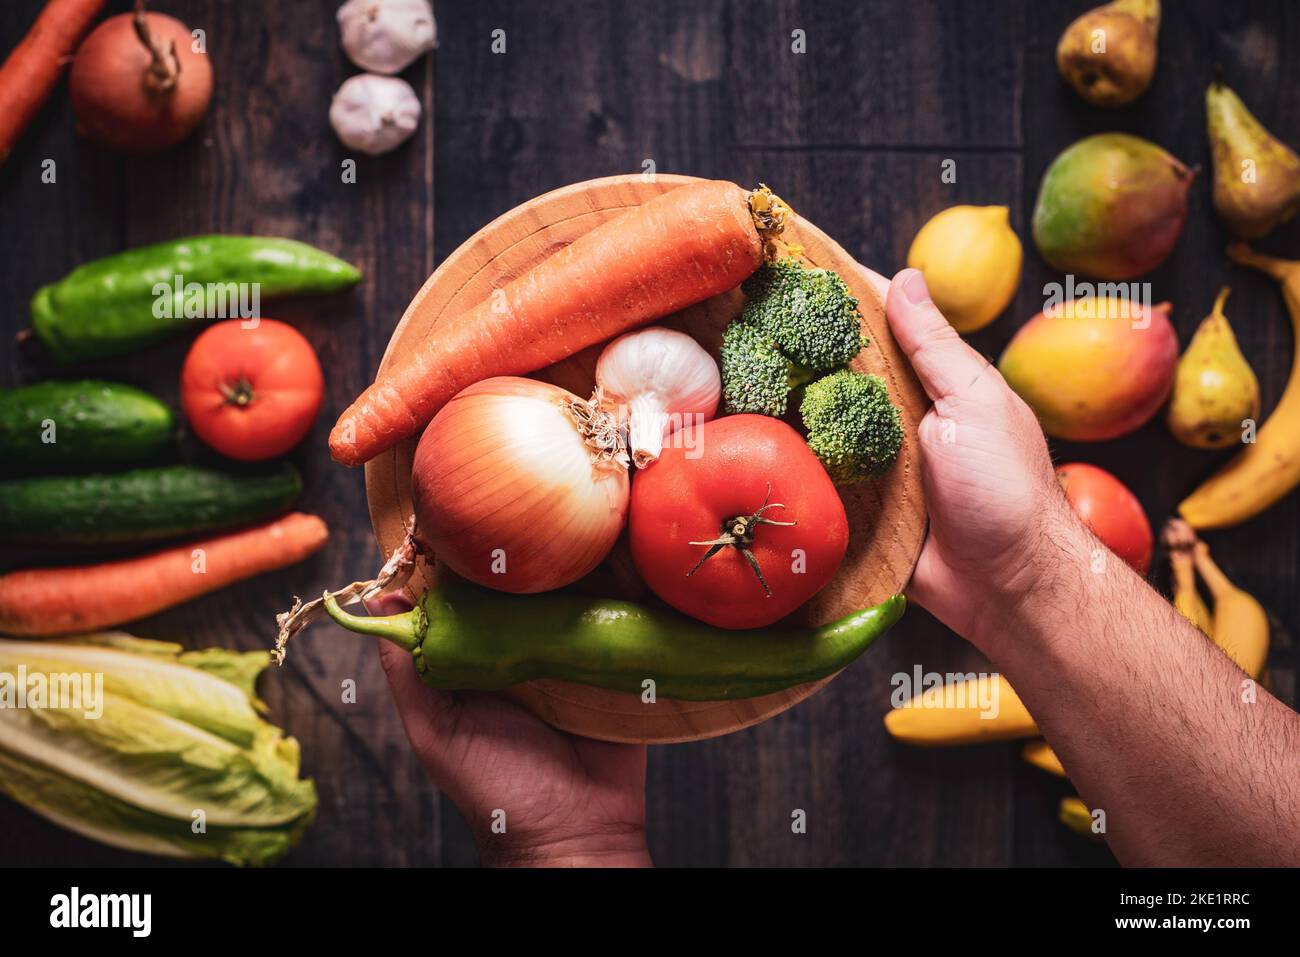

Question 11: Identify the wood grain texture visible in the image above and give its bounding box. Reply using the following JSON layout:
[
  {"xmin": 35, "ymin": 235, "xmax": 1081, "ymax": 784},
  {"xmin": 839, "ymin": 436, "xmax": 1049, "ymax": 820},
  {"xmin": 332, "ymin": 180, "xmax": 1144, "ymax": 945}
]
[
  {"xmin": 362, "ymin": 173, "xmax": 928, "ymax": 743},
  {"xmin": 0, "ymin": 0, "xmax": 1296, "ymax": 867}
]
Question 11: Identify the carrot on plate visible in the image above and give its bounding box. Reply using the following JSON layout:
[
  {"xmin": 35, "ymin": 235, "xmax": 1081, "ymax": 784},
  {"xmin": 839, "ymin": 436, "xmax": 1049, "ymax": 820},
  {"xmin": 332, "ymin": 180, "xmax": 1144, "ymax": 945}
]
[
  {"xmin": 0, "ymin": 0, "xmax": 107, "ymax": 165},
  {"xmin": 0, "ymin": 512, "xmax": 328, "ymax": 636},
  {"xmin": 329, "ymin": 179, "xmax": 791, "ymax": 466}
]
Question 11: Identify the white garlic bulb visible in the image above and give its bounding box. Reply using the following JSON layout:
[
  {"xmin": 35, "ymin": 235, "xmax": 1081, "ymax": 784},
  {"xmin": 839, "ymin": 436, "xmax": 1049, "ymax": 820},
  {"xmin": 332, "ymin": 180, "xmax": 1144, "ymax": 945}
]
[
  {"xmin": 596, "ymin": 327, "xmax": 721, "ymax": 469},
  {"xmin": 337, "ymin": 0, "xmax": 438, "ymax": 75},
  {"xmin": 329, "ymin": 74, "xmax": 421, "ymax": 155}
]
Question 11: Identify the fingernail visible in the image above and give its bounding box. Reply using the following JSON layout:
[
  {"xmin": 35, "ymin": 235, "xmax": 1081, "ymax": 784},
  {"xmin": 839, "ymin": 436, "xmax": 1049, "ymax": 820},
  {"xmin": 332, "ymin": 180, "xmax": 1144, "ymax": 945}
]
[{"xmin": 901, "ymin": 268, "xmax": 931, "ymax": 306}]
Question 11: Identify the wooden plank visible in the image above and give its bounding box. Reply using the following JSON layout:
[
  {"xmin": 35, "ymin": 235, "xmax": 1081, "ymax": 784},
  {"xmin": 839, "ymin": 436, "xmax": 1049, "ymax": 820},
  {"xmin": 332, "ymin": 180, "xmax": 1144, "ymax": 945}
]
[{"xmin": 729, "ymin": 0, "xmax": 1025, "ymax": 149}]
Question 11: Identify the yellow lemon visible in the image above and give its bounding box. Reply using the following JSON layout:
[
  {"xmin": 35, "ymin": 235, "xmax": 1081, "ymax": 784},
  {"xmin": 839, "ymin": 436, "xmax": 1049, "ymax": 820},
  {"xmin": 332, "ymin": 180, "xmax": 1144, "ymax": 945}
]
[{"xmin": 906, "ymin": 205, "xmax": 1023, "ymax": 333}]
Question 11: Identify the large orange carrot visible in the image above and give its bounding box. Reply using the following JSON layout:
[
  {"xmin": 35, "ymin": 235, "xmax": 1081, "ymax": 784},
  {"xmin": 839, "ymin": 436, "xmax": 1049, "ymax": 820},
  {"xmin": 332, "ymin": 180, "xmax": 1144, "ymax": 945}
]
[
  {"xmin": 0, "ymin": 0, "xmax": 106, "ymax": 165},
  {"xmin": 0, "ymin": 512, "xmax": 328, "ymax": 636},
  {"xmin": 330, "ymin": 180, "xmax": 788, "ymax": 466}
]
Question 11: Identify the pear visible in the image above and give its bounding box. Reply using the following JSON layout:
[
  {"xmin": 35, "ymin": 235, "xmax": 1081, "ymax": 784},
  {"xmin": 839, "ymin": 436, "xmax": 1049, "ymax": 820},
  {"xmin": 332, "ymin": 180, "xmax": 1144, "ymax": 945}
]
[
  {"xmin": 1056, "ymin": 0, "xmax": 1160, "ymax": 108},
  {"xmin": 1167, "ymin": 287, "xmax": 1260, "ymax": 449},
  {"xmin": 1207, "ymin": 80, "xmax": 1300, "ymax": 239}
]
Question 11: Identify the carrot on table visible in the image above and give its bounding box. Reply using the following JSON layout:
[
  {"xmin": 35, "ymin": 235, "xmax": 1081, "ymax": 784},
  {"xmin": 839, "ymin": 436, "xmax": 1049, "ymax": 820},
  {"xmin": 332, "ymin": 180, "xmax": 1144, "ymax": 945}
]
[
  {"xmin": 0, "ymin": 512, "xmax": 328, "ymax": 637},
  {"xmin": 330, "ymin": 180, "xmax": 790, "ymax": 466},
  {"xmin": 0, "ymin": 0, "xmax": 106, "ymax": 165}
]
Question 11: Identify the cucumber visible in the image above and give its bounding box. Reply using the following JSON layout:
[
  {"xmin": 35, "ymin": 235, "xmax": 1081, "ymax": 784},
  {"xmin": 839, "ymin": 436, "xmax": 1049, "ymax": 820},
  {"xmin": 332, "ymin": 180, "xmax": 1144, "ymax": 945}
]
[
  {"xmin": 0, "ymin": 464, "xmax": 303, "ymax": 545},
  {"xmin": 0, "ymin": 380, "xmax": 174, "ymax": 474}
]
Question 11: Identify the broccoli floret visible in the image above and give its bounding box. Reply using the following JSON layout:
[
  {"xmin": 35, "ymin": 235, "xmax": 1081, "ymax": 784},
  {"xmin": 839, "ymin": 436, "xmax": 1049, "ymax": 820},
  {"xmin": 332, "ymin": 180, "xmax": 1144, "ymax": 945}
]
[
  {"xmin": 739, "ymin": 259, "xmax": 864, "ymax": 371},
  {"xmin": 800, "ymin": 370, "xmax": 903, "ymax": 483},
  {"xmin": 720, "ymin": 321, "xmax": 811, "ymax": 416},
  {"xmin": 720, "ymin": 260, "xmax": 867, "ymax": 416}
]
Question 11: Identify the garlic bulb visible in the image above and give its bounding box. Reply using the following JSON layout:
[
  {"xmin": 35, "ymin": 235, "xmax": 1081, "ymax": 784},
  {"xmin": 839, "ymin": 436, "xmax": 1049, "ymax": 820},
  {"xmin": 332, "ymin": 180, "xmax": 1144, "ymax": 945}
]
[
  {"xmin": 337, "ymin": 0, "xmax": 438, "ymax": 75},
  {"xmin": 595, "ymin": 327, "xmax": 721, "ymax": 468},
  {"xmin": 329, "ymin": 74, "xmax": 420, "ymax": 155}
]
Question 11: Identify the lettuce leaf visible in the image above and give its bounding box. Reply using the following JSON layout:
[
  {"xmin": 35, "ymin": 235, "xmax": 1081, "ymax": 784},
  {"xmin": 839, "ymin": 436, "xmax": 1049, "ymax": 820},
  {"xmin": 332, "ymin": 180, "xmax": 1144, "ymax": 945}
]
[
  {"xmin": 0, "ymin": 749, "xmax": 313, "ymax": 867},
  {"xmin": 0, "ymin": 638, "xmax": 267, "ymax": 746}
]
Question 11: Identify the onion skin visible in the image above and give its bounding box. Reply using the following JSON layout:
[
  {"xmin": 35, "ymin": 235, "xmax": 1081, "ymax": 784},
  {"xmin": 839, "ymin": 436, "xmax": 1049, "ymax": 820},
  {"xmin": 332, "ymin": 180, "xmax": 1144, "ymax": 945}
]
[
  {"xmin": 411, "ymin": 377, "xmax": 629, "ymax": 594},
  {"xmin": 69, "ymin": 12, "xmax": 213, "ymax": 153}
]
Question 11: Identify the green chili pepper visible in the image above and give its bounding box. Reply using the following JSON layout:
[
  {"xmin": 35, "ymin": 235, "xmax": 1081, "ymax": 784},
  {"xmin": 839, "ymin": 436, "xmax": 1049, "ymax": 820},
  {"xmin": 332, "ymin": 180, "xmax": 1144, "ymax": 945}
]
[
  {"xmin": 322, "ymin": 584, "xmax": 905, "ymax": 701},
  {"xmin": 31, "ymin": 236, "xmax": 362, "ymax": 362}
]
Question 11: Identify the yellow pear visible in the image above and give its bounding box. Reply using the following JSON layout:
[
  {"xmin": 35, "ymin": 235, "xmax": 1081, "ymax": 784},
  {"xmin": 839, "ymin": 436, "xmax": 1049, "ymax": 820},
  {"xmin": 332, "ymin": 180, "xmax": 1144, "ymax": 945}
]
[
  {"xmin": 906, "ymin": 205, "xmax": 1022, "ymax": 334},
  {"xmin": 1207, "ymin": 80, "xmax": 1300, "ymax": 239},
  {"xmin": 1167, "ymin": 287, "xmax": 1259, "ymax": 449},
  {"xmin": 1057, "ymin": 0, "xmax": 1160, "ymax": 107}
]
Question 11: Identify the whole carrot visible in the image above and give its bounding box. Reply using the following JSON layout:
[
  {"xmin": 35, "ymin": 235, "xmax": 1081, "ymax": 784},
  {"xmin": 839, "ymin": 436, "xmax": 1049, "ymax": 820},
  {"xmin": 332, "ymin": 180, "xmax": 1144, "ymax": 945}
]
[
  {"xmin": 0, "ymin": 512, "xmax": 328, "ymax": 636},
  {"xmin": 330, "ymin": 180, "xmax": 790, "ymax": 466},
  {"xmin": 0, "ymin": 0, "xmax": 106, "ymax": 165}
]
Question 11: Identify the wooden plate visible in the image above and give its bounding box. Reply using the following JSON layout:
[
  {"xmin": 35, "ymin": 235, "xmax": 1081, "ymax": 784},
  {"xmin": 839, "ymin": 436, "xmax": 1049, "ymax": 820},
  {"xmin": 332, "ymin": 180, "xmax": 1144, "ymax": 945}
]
[{"xmin": 364, "ymin": 174, "xmax": 928, "ymax": 744}]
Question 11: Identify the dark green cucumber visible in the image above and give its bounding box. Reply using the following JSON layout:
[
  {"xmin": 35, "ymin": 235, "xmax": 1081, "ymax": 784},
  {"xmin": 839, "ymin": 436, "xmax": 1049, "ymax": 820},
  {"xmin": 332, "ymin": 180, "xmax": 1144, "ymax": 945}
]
[
  {"xmin": 0, "ymin": 464, "xmax": 302, "ymax": 545},
  {"xmin": 0, "ymin": 380, "xmax": 174, "ymax": 473}
]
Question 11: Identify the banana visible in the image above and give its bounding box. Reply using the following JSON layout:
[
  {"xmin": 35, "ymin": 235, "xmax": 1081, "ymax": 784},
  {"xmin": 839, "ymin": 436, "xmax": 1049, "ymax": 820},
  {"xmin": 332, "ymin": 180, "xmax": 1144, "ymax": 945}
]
[
  {"xmin": 1059, "ymin": 797, "xmax": 1105, "ymax": 842},
  {"xmin": 1193, "ymin": 539, "xmax": 1269, "ymax": 679},
  {"xmin": 1022, "ymin": 740, "xmax": 1067, "ymax": 778},
  {"xmin": 1179, "ymin": 245, "xmax": 1300, "ymax": 527},
  {"xmin": 883, "ymin": 674, "xmax": 1039, "ymax": 745},
  {"xmin": 1163, "ymin": 519, "xmax": 1213, "ymax": 633}
]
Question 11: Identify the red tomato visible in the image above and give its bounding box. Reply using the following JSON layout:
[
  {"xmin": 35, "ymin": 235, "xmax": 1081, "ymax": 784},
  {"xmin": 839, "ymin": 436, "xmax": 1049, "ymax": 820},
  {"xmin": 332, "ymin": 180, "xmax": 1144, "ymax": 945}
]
[
  {"xmin": 629, "ymin": 415, "xmax": 848, "ymax": 630},
  {"xmin": 180, "ymin": 319, "xmax": 324, "ymax": 461},
  {"xmin": 1056, "ymin": 462, "xmax": 1153, "ymax": 574}
]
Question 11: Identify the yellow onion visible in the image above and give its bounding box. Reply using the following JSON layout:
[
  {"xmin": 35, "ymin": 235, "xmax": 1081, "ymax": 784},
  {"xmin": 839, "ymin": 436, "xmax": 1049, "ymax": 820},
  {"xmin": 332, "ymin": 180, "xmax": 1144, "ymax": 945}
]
[{"xmin": 411, "ymin": 376, "xmax": 629, "ymax": 593}]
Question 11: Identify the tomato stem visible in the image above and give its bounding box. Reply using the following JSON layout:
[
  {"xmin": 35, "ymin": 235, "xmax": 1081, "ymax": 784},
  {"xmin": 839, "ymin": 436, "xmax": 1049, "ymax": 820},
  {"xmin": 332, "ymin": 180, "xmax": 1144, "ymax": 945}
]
[
  {"xmin": 218, "ymin": 376, "xmax": 256, "ymax": 407},
  {"xmin": 686, "ymin": 483, "xmax": 796, "ymax": 597}
]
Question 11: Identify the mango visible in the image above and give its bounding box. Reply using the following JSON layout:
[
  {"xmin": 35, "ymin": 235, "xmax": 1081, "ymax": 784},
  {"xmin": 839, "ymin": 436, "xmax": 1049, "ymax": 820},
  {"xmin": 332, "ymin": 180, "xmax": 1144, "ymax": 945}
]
[
  {"xmin": 1033, "ymin": 133, "xmax": 1194, "ymax": 280},
  {"xmin": 998, "ymin": 297, "xmax": 1177, "ymax": 441}
]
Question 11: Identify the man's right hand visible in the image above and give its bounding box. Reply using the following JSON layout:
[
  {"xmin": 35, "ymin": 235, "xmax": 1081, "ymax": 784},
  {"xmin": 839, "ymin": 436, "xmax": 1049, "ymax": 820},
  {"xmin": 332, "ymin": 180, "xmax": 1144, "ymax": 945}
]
[{"xmin": 879, "ymin": 268, "xmax": 1083, "ymax": 648}]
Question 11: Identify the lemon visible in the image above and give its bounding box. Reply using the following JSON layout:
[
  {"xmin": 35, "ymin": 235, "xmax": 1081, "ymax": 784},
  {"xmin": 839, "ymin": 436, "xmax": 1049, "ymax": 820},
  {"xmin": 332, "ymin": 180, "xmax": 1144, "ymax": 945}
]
[{"xmin": 906, "ymin": 205, "xmax": 1023, "ymax": 333}]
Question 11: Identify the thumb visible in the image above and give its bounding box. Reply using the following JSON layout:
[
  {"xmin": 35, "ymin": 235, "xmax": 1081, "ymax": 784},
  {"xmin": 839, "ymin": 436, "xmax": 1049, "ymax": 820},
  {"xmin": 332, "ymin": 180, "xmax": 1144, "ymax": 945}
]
[{"xmin": 885, "ymin": 268, "xmax": 995, "ymax": 401}]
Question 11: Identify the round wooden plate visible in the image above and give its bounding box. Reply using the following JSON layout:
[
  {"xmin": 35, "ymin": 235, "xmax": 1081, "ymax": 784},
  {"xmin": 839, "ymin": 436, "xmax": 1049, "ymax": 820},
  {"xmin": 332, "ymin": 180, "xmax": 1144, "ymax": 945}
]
[{"xmin": 364, "ymin": 174, "xmax": 928, "ymax": 744}]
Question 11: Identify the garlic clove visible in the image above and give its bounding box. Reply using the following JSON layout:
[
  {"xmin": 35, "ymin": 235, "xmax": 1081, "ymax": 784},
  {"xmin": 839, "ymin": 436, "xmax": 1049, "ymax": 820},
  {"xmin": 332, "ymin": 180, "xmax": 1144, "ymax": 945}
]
[
  {"xmin": 329, "ymin": 73, "xmax": 421, "ymax": 156},
  {"xmin": 595, "ymin": 327, "xmax": 721, "ymax": 468},
  {"xmin": 337, "ymin": 0, "xmax": 438, "ymax": 75}
]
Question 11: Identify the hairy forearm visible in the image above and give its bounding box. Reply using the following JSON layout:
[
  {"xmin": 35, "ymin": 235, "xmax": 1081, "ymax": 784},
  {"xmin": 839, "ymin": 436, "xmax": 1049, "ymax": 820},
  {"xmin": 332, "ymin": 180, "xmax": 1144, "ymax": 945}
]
[{"xmin": 972, "ymin": 507, "xmax": 1300, "ymax": 866}]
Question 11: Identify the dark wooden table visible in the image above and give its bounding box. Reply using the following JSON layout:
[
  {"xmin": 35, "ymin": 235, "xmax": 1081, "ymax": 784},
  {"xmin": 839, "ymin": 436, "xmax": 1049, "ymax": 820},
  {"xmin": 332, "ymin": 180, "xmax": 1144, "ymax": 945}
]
[{"xmin": 1, "ymin": 0, "xmax": 1297, "ymax": 867}]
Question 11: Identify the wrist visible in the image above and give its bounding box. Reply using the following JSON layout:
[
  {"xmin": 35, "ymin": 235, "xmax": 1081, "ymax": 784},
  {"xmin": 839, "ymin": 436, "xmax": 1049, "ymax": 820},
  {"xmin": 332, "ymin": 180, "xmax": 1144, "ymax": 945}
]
[
  {"xmin": 965, "ymin": 502, "xmax": 1097, "ymax": 657},
  {"xmin": 479, "ymin": 828, "xmax": 652, "ymax": 868}
]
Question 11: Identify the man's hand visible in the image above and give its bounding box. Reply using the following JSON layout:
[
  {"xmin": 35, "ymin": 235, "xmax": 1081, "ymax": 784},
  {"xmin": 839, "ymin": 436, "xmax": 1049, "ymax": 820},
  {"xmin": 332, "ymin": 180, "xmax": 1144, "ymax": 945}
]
[
  {"xmin": 879, "ymin": 268, "xmax": 1079, "ymax": 645},
  {"xmin": 874, "ymin": 267, "xmax": 1300, "ymax": 866},
  {"xmin": 365, "ymin": 593, "xmax": 651, "ymax": 867}
]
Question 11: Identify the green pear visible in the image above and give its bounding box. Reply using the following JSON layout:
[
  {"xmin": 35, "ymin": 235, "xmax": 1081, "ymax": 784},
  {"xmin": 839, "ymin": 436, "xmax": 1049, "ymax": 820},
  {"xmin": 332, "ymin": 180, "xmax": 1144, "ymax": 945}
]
[
  {"xmin": 1207, "ymin": 80, "xmax": 1300, "ymax": 239},
  {"xmin": 1167, "ymin": 287, "xmax": 1260, "ymax": 449}
]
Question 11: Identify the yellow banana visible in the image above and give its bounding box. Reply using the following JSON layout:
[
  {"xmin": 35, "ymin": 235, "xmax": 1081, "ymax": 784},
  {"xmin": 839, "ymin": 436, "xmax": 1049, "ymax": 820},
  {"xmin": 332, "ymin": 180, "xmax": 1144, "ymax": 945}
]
[
  {"xmin": 1059, "ymin": 797, "xmax": 1105, "ymax": 842},
  {"xmin": 1022, "ymin": 740, "xmax": 1067, "ymax": 778},
  {"xmin": 1180, "ymin": 245, "xmax": 1300, "ymax": 527},
  {"xmin": 883, "ymin": 674, "xmax": 1038, "ymax": 745},
  {"xmin": 1193, "ymin": 539, "xmax": 1269, "ymax": 679},
  {"xmin": 1163, "ymin": 519, "xmax": 1213, "ymax": 633}
]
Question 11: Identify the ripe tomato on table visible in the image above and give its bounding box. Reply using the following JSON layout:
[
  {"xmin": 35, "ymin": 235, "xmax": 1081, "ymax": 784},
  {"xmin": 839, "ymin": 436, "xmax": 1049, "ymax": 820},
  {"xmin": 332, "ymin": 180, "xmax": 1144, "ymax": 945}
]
[
  {"xmin": 629, "ymin": 414, "xmax": 849, "ymax": 630},
  {"xmin": 180, "ymin": 319, "xmax": 324, "ymax": 461}
]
